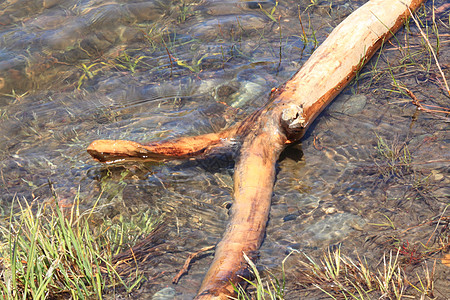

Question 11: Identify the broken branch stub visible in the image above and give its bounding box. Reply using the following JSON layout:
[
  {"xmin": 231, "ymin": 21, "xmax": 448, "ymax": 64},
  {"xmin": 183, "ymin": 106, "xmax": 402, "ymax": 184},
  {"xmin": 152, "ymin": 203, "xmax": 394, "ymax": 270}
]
[{"xmin": 87, "ymin": 0, "xmax": 426, "ymax": 298}]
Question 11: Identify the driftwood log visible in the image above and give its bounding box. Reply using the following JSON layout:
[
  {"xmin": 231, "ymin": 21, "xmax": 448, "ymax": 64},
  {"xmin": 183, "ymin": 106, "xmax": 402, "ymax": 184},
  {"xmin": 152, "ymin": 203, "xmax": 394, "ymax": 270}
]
[{"xmin": 87, "ymin": 0, "xmax": 426, "ymax": 298}]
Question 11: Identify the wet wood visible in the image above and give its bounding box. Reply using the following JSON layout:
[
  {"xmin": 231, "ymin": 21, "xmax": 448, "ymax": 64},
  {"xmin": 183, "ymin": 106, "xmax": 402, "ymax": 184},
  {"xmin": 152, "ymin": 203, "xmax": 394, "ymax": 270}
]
[
  {"xmin": 87, "ymin": 127, "xmax": 238, "ymax": 163},
  {"xmin": 442, "ymin": 253, "xmax": 450, "ymax": 267},
  {"xmin": 87, "ymin": 0, "xmax": 426, "ymax": 298}
]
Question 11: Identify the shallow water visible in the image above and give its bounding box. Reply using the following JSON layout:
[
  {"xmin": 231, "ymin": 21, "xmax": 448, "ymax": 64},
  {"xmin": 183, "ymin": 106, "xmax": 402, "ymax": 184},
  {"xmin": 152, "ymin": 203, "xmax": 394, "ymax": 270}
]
[{"xmin": 0, "ymin": 0, "xmax": 449, "ymax": 298}]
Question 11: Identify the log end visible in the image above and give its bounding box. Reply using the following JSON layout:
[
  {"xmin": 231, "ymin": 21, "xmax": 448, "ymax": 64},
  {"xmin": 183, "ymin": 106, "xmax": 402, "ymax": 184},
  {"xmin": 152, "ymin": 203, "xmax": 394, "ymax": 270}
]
[
  {"xmin": 87, "ymin": 139, "xmax": 155, "ymax": 163},
  {"xmin": 194, "ymin": 286, "xmax": 235, "ymax": 300}
]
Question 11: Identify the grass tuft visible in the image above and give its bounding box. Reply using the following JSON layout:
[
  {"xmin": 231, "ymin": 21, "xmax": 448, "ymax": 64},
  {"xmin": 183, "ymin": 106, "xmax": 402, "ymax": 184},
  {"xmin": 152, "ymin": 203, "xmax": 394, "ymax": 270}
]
[
  {"xmin": 374, "ymin": 133, "xmax": 412, "ymax": 180},
  {"xmin": 232, "ymin": 252, "xmax": 289, "ymax": 300},
  {"xmin": 0, "ymin": 197, "xmax": 159, "ymax": 299},
  {"xmin": 295, "ymin": 247, "xmax": 439, "ymax": 300}
]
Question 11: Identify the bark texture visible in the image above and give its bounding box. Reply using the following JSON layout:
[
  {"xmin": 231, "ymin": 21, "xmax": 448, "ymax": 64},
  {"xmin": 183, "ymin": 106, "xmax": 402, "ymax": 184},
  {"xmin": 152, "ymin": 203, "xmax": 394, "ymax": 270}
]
[{"xmin": 87, "ymin": 0, "xmax": 426, "ymax": 298}]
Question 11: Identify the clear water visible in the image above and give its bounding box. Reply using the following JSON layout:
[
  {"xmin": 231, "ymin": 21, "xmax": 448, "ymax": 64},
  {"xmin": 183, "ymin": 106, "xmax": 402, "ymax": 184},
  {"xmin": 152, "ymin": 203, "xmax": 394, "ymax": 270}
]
[{"xmin": 0, "ymin": 0, "xmax": 448, "ymax": 298}]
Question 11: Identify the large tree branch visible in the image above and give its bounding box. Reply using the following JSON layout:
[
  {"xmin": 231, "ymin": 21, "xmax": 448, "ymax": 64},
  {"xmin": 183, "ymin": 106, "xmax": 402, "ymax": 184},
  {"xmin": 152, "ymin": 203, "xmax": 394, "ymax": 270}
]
[
  {"xmin": 87, "ymin": 0, "xmax": 426, "ymax": 298},
  {"xmin": 197, "ymin": 113, "xmax": 287, "ymax": 298}
]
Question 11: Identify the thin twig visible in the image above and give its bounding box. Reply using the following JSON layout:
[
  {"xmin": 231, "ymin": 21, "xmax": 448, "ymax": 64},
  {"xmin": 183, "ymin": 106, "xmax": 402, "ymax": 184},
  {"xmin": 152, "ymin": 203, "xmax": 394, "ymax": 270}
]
[
  {"xmin": 162, "ymin": 37, "xmax": 174, "ymax": 78},
  {"xmin": 172, "ymin": 245, "xmax": 215, "ymax": 284},
  {"xmin": 399, "ymin": 86, "xmax": 450, "ymax": 118},
  {"xmin": 298, "ymin": 6, "xmax": 307, "ymax": 41},
  {"xmin": 425, "ymin": 204, "xmax": 449, "ymax": 247}
]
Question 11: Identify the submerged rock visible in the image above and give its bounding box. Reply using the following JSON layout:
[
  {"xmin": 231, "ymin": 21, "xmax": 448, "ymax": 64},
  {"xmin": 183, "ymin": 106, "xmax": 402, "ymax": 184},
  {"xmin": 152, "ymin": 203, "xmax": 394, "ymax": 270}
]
[
  {"xmin": 329, "ymin": 93, "xmax": 367, "ymax": 115},
  {"xmin": 302, "ymin": 212, "xmax": 366, "ymax": 243},
  {"xmin": 152, "ymin": 287, "xmax": 176, "ymax": 300},
  {"xmin": 213, "ymin": 78, "xmax": 265, "ymax": 108}
]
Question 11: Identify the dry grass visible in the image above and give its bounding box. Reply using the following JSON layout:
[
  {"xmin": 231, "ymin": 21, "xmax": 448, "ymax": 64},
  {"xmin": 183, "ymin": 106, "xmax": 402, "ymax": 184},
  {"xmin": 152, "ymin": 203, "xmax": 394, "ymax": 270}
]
[{"xmin": 292, "ymin": 247, "xmax": 439, "ymax": 300}]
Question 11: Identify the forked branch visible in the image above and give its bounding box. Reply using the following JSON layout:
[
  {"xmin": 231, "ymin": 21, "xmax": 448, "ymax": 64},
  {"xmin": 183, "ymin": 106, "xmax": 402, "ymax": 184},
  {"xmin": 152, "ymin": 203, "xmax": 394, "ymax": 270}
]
[{"xmin": 87, "ymin": 0, "xmax": 427, "ymax": 298}]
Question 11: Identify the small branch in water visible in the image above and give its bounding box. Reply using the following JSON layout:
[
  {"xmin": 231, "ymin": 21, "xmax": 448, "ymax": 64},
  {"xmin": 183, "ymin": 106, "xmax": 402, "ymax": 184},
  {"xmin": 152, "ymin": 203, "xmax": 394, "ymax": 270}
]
[
  {"xmin": 401, "ymin": 86, "xmax": 450, "ymax": 119},
  {"xmin": 162, "ymin": 37, "xmax": 174, "ymax": 78},
  {"xmin": 172, "ymin": 246, "xmax": 215, "ymax": 284}
]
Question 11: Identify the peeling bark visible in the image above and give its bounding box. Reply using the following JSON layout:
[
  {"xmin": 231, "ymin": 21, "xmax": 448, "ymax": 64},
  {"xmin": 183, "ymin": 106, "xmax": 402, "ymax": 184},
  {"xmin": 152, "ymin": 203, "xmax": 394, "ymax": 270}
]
[{"xmin": 87, "ymin": 0, "xmax": 427, "ymax": 298}]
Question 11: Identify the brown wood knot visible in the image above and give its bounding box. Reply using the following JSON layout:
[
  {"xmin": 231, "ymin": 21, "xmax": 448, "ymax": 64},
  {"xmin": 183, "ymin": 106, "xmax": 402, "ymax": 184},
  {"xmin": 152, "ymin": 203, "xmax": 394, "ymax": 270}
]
[{"xmin": 280, "ymin": 103, "xmax": 307, "ymax": 131}]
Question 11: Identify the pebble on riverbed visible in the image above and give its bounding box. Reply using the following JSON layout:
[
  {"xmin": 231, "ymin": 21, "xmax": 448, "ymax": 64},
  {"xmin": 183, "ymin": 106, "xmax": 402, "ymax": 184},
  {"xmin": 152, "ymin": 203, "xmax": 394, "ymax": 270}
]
[
  {"xmin": 152, "ymin": 287, "xmax": 176, "ymax": 300},
  {"xmin": 328, "ymin": 93, "xmax": 367, "ymax": 115}
]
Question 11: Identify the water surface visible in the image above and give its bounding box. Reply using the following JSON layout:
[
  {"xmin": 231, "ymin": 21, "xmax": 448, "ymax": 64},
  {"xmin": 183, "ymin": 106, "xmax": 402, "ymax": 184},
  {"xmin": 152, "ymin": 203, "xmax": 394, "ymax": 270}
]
[{"xmin": 0, "ymin": 0, "xmax": 449, "ymax": 298}]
